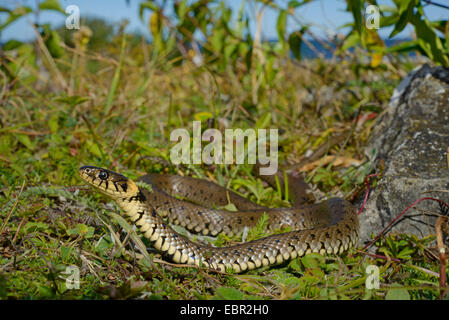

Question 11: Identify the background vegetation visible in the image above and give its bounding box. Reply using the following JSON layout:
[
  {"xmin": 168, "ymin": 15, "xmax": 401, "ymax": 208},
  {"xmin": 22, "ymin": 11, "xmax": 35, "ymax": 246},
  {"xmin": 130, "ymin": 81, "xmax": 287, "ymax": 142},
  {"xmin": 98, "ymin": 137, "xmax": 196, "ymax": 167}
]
[{"xmin": 0, "ymin": 0, "xmax": 448, "ymax": 299}]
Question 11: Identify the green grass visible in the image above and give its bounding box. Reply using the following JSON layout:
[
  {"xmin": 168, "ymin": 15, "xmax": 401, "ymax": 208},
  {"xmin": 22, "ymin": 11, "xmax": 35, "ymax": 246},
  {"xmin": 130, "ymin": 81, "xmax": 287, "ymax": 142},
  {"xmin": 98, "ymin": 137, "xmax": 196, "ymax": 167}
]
[{"xmin": 0, "ymin": 32, "xmax": 447, "ymax": 300}]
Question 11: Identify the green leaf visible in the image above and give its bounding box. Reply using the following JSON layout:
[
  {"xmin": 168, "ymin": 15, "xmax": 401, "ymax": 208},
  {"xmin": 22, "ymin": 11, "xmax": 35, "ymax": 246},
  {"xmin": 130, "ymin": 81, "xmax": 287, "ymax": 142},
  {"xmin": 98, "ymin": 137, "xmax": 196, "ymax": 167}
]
[
  {"xmin": 386, "ymin": 40, "xmax": 419, "ymax": 53},
  {"xmin": 17, "ymin": 134, "xmax": 35, "ymax": 151},
  {"xmin": 0, "ymin": 274, "xmax": 7, "ymax": 298},
  {"xmin": 95, "ymin": 236, "xmax": 113, "ymax": 254},
  {"xmin": 264, "ymin": 55, "xmax": 277, "ymax": 84},
  {"xmin": 246, "ymin": 212, "xmax": 270, "ymax": 241},
  {"xmin": 43, "ymin": 27, "xmax": 65, "ymax": 58},
  {"xmin": 385, "ymin": 283, "xmax": 410, "ymax": 300},
  {"xmin": 48, "ymin": 114, "xmax": 59, "ymax": 133},
  {"xmin": 231, "ymin": 178, "xmax": 263, "ymax": 204},
  {"xmin": 429, "ymin": 19, "xmax": 449, "ymax": 34},
  {"xmin": 0, "ymin": 6, "xmax": 32, "ymax": 31},
  {"xmin": 348, "ymin": 0, "xmax": 363, "ymax": 35},
  {"xmin": 0, "ymin": 7, "xmax": 12, "ymax": 13},
  {"xmin": 299, "ymin": 268, "xmax": 324, "ymax": 286},
  {"xmin": 60, "ymin": 246, "xmax": 72, "ymax": 260},
  {"xmin": 224, "ymin": 43, "xmax": 237, "ymax": 61},
  {"xmin": 288, "ymin": 27, "xmax": 307, "ymax": 61},
  {"xmin": 39, "ymin": 0, "xmax": 65, "ymax": 14},
  {"xmin": 389, "ymin": 0, "xmax": 413, "ymax": 38},
  {"xmin": 411, "ymin": 12, "xmax": 449, "ymax": 66},
  {"xmin": 174, "ymin": 0, "xmax": 188, "ymax": 21},
  {"xmin": 210, "ymin": 28, "xmax": 225, "ymax": 52},
  {"xmin": 380, "ymin": 14, "xmax": 399, "ymax": 28},
  {"xmin": 220, "ymin": 202, "xmax": 238, "ymax": 212},
  {"xmin": 22, "ymin": 222, "xmax": 49, "ymax": 233},
  {"xmin": 67, "ymin": 223, "xmax": 94, "ymax": 238},
  {"xmin": 340, "ymin": 32, "xmax": 360, "ymax": 52},
  {"xmin": 149, "ymin": 12, "xmax": 163, "ymax": 51},
  {"xmin": 3, "ymin": 39, "xmax": 23, "ymax": 51},
  {"xmin": 301, "ymin": 253, "xmax": 325, "ymax": 269},
  {"xmin": 283, "ymin": 276, "xmax": 300, "ymax": 287},
  {"xmin": 378, "ymin": 5, "xmax": 398, "ymax": 13},
  {"xmin": 215, "ymin": 287, "xmax": 244, "ymax": 300},
  {"xmin": 139, "ymin": 1, "xmax": 160, "ymax": 20},
  {"xmin": 54, "ymin": 95, "xmax": 90, "ymax": 107},
  {"xmin": 38, "ymin": 285, "xmax": 54, "ymax": 298},
  {"xmin": 288, "ymin": 1, "xmax": 310, "ymax": 9},
  {"xmin": 254, "ymin": 112, "xmax": 271, "ymax": 129},
  {"xmin": 276, "ymin": 10, "xmax": 288, "ymax": 46},
  {"xmin": 234, "ymin": 0, "xmax": 247, "ymax": 37},
  {"xmin": 86, "ymin": 140, "xmax": 102, "ymax": 158},
  {"xmin": 288, "ymin": 258, "xmax": 303, "ymax": 271},
  {"xmin": 194, "ymin": 111, "xmax": 213, "ymax": 122},
  {"xmin": 397, "ymin": 247, "xmax": 414, "ymax": 260}
]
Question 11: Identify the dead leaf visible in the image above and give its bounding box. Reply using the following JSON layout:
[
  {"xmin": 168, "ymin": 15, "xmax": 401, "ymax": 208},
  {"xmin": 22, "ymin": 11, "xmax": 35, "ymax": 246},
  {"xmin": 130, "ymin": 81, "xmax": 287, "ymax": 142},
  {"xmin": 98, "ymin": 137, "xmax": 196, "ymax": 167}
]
[{"xmin": 299, "ymin": 155, "xmax": 361, "ymax": 172}]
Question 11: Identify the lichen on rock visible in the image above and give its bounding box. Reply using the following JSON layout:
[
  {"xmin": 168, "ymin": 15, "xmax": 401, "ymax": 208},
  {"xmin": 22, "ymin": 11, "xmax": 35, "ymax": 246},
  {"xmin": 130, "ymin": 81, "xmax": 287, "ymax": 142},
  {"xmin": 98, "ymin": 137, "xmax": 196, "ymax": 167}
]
[{"xmin": 360, "ymin": 64, "xmax": 449, "ymax": 244}]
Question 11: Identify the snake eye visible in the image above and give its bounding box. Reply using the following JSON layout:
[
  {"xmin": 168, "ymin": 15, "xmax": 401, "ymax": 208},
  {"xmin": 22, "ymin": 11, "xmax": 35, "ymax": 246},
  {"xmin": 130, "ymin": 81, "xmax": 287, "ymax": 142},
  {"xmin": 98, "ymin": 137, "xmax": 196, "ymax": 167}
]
[{"xmin": 98, "ymin": 171, "xmax": 109, "ymax": 180}]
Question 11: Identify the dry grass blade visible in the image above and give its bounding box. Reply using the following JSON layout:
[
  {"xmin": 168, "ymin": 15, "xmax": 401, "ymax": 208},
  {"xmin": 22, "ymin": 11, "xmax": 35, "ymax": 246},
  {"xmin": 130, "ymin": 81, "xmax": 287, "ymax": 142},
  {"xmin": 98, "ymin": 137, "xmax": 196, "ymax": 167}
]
[
  {"xmin": 31, "ymin": 24, "xmax": 68, "ymax": 91},
  {"xmin": 0, "ymin": 180, "xmax": 26, "ymax": 234}
]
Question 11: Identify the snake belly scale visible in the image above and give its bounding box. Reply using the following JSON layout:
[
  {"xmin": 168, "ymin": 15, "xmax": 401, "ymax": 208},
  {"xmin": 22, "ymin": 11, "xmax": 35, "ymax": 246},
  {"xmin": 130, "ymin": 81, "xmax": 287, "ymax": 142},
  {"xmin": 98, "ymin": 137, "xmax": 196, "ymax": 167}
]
[{"xmin": 78, "ymin": 166, "xmax": 359, "ymax": 273}]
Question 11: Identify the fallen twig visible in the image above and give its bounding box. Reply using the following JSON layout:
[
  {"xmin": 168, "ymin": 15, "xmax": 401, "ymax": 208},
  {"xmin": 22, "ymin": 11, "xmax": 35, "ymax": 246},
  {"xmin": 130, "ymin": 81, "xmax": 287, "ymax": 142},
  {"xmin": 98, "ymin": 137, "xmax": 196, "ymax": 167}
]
[
  {"xmin": 362, "ymin": 197, "xmax": 449, "ymax": 251},
  {"xmin": 435, "ymin": 215, "xmax": 449, "ymax": 299}
]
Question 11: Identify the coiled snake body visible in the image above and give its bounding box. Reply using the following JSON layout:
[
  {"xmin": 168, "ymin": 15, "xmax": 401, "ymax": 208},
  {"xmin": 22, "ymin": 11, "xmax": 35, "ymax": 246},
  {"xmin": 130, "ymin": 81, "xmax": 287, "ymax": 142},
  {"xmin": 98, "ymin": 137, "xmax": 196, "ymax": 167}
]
[{"xmin": 79, "ymin": 166, "xmax": 359, "ymax": 273}]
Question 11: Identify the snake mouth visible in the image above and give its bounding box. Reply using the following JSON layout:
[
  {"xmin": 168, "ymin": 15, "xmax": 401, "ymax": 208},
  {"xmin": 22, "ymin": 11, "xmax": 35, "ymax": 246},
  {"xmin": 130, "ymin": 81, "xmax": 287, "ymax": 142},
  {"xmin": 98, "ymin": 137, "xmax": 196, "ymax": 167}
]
[{"xmin": 79, "ymin": 165, "xmax": 130, "ymax": 196}]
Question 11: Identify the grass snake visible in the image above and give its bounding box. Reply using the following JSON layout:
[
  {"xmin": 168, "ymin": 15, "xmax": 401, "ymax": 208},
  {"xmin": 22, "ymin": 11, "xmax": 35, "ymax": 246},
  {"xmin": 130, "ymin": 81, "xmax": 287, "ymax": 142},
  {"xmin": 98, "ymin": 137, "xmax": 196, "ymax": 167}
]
[{"xmin": 78, "ymin": 165, "xmax": 359, "ymax": 273}]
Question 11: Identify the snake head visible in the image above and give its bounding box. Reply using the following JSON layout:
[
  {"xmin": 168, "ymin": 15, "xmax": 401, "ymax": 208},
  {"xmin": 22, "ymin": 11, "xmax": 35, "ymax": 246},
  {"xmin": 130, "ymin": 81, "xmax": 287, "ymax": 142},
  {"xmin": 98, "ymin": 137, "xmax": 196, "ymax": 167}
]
[{"xmin": 79, "ymin": 166, "xmax": 138, "ymax": 198}]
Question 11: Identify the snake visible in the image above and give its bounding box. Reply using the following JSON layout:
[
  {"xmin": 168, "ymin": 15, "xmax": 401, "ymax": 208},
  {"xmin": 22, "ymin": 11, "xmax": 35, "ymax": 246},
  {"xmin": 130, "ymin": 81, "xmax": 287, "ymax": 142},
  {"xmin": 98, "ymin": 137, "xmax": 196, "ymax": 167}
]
[{"xmin": 78, "ymin": 165, "xmax": 359, "ymax": 273}]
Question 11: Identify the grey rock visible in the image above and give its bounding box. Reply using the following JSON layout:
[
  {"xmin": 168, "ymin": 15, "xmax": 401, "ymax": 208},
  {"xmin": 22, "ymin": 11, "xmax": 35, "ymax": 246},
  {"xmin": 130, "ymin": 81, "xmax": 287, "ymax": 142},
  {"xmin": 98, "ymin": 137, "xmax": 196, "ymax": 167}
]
[{"xmin": 360, "ymin": 64, "xmax": 449, "ymax": 244}]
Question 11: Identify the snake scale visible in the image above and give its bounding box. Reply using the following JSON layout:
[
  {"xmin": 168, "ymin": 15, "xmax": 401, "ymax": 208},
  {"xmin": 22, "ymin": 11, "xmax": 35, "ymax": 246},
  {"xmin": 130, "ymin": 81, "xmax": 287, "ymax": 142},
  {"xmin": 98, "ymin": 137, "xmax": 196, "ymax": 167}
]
[{"xmin": 79, "ymin": 165, "xmax": 359, "ymax": 273}]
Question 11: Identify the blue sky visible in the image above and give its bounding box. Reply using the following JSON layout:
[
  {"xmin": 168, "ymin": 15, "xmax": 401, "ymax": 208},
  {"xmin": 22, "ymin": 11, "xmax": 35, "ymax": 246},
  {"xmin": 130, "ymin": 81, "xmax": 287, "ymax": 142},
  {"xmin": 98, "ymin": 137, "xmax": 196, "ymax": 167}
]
[{"xmin": 1, "ymin": 0, "xmax": 447, "ymax": 42}]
